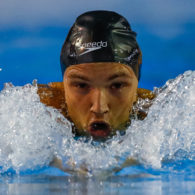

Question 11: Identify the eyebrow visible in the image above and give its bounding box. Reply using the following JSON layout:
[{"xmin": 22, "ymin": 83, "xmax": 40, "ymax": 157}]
[
  {"xmin": 68, "ymin": 74, "xmax": 90, "ymax": 81},
  {"xmin": 68, "ymin": 72, "xmax": 131, "ymax": 81},
  {"xmin": 107, "ymin": 72, "xmax": 130, "ymax": 81}
]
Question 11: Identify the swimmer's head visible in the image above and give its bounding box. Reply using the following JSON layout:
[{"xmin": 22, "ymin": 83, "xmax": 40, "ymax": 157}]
[
  {"xmin": 60, "ymin": 10, "xmax": 142, "ymax": 80},
  {"xmin": 61, "ymin": 11, "xmax": 141, "ymax": 140}
]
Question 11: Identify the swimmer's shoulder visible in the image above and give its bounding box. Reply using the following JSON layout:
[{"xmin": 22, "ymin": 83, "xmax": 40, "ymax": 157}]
[
  {"xmin": 37, "ymin": 82, "xmax": 66, "ymax": 116},
  {"xmin": 135, "ymin": 88, "xmax": 155, "ymax": 120},
  {"xmin": 38, "ymin": 82, "xmax": 64, "ymax": 89},
  {"xmin": 137, "ymin": 88, "xmax": 155, "ymax": 100}
]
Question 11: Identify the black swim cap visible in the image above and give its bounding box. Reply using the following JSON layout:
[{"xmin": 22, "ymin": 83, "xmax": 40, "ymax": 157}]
[{"xmin": 60, "ymin": 10, "xmax": 142, "ymax": 80}]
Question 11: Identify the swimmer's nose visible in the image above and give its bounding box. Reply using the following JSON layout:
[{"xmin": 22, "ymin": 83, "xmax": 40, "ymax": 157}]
[{"xmin": 90, "ymin": 88, "xmax": 109, "ymax": 115}]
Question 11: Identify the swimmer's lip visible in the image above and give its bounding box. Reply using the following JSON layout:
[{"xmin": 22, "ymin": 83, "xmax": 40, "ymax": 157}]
[{"xmin": 88, "ymin": 121, "xmax": 111, "ymax": 138}]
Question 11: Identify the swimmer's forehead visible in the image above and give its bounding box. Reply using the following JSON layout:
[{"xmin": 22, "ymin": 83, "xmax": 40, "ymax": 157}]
[{"xmin": 64, "ymin": 62, "xmax": 136, "ymax": 80}]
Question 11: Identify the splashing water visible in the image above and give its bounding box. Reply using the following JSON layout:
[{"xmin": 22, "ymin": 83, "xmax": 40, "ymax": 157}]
[
  {"xmin": 0, "ymin": 71, "xmax": 194, "ymax": 175},
  {"xmin": 0, "ymin": 83, "xmax": 72, "ymax": 173}
]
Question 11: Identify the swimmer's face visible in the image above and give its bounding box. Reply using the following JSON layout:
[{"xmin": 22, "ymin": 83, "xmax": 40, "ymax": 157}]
[{"xmin": 63, "ymin": 62, "xmax": 138, "ymax": 139}]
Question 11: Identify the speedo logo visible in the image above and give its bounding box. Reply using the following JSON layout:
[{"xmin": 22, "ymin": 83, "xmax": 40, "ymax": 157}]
[{"xmin": 79, "ymin": 41, "xmax": 107, "ymax": 56}]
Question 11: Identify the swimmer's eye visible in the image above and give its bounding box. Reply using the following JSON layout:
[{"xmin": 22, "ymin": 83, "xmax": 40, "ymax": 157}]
[
  {"xmin": 110, "ymin": 82, "xmax": 126, "ymax": 90},
  {"xmin": 73, "ymin": 82, "xmax": 90, "ymax": 89}
]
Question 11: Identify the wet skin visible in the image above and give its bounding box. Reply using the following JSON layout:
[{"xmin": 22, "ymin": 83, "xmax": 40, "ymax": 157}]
[{"xmin": 63, "ymin": 62, "xmax": 138, "ymax": 139}]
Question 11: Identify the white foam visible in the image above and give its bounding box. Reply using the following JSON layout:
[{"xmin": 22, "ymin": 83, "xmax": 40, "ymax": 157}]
[
  {"xmin": 123, "ymin": 71, "xmax": 195, "ymax": 167},
  {"xmin": 0, "ymin": 71, "xmax": 194, "ymax": 174},
  {"xmin": 0, "ymin": 83, "xmax": 72, "ymax": 173}
]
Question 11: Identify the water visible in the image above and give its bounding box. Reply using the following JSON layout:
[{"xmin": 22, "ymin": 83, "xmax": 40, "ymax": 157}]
[{"xmin": 0, "ymin": 71, "xmax": 194, "ymax": 194}]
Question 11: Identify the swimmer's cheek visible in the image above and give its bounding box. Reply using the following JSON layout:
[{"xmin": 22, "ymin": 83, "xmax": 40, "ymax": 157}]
[{"xmin": 37, "ymin": 83, "xmax": 67, "ymax": 116}]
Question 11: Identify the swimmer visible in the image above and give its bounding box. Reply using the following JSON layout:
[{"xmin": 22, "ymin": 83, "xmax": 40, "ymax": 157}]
[{"xmin": 38, "ymin": 10, "xmax": 155, "ymax": 140}]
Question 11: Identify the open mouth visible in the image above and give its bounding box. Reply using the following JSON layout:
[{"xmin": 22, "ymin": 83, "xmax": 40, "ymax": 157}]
[{"xmin": 88, "ymin": 121, "xmax": 111, "ymax": 138}]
